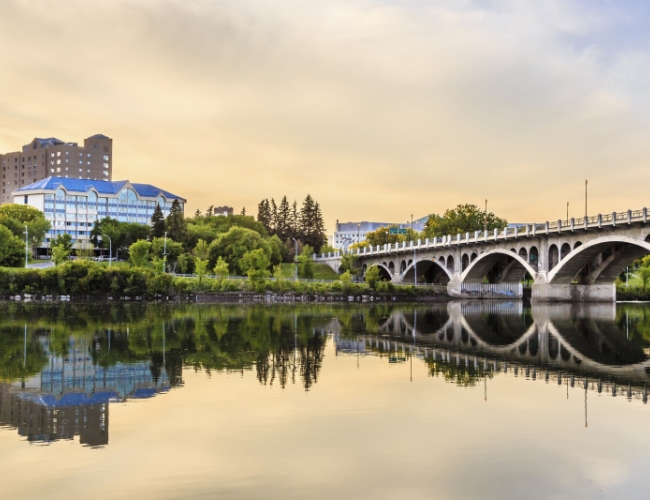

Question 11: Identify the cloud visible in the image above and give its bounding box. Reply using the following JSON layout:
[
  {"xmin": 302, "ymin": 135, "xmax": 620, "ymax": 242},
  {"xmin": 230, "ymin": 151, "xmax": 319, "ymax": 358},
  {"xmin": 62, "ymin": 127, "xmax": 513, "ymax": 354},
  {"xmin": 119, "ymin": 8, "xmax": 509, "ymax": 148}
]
[{"xmin": 1, "ymin": 0, "xmax": 650, "ymax": 228}]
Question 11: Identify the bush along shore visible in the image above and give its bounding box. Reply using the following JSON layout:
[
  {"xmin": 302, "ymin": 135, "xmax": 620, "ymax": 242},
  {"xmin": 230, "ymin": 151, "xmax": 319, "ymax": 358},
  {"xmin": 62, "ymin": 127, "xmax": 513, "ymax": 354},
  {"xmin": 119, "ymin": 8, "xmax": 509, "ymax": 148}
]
[{"xmin": 0, "ymin": 261, "xmax": 449, "ymax": 303}]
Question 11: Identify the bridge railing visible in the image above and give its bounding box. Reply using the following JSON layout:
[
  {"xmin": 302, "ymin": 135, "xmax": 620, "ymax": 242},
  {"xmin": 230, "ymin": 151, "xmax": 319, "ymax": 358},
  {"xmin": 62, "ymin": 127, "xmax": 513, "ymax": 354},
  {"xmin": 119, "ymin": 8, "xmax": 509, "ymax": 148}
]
[{"xmin": 314, "ymin": 207, "xmax": 650, "ymax": 261}]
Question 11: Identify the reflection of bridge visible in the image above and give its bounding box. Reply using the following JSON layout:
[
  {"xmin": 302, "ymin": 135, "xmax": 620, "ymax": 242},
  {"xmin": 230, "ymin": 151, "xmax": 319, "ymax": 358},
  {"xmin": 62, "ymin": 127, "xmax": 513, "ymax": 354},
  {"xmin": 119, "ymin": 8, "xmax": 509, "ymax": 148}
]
[
  {"xmin": 316, "ymin": 209, "xmax": 650, "ymax": 301},
  {"xmin": 0, "ymin": 334, "xmax": 171, "ymax": 447},
  {"xmin": 332, "ymin": 302, "xmax": 650, "ymax": 404}
]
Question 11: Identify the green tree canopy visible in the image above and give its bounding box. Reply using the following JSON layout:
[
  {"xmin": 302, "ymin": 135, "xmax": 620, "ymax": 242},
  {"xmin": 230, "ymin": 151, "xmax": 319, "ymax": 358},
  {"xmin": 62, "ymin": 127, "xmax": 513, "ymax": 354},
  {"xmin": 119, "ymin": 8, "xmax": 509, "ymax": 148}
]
[
  {"xmin": 129, "ymin": 240, "xmax": 151, "ymax": 267},
  {"xmin": 0, "ymin": 225, "xmax": 24, "ymax": 267},
  {"xmin": 0, "ymin": 204, "xmax": 51, "ymax": 250},
  {"xmin": 208, "ymin": 226, "xmax": 271, "ymax": 275},
  {"xmin": 422, "ymin": 204, "xmax": 508, "ymax": 238}
]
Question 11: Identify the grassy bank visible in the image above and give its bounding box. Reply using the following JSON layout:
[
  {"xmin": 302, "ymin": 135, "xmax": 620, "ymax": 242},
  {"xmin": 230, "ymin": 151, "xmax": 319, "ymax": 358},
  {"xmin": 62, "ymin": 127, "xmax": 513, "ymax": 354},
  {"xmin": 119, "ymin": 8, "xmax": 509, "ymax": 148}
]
[{"xmin": 0, "ymin": 261, "xmax": 446, "ymax": 300}]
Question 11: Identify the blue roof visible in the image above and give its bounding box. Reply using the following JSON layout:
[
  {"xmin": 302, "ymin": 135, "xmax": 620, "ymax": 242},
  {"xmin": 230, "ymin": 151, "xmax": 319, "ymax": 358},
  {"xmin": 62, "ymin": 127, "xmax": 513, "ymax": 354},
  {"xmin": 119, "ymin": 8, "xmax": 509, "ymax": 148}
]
[
  {"xmin": 33, "ymin": 137, "xmax": 65, "ymax": 147},
  {"xmin": 16, "ymin": 176, "xmax": 185, "ymax": 201},
  {"xmin": 88, "ymin": 133, "xmax": 110, "ymax": 139}
]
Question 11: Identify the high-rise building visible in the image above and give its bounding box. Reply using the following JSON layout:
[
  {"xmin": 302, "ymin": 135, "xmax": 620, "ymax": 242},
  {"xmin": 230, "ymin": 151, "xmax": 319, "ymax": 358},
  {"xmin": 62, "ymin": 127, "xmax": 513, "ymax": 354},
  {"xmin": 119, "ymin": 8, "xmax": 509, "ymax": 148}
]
[{"xmin": 0, "ymin": 134, "xmax": 113, "ymax": 205}]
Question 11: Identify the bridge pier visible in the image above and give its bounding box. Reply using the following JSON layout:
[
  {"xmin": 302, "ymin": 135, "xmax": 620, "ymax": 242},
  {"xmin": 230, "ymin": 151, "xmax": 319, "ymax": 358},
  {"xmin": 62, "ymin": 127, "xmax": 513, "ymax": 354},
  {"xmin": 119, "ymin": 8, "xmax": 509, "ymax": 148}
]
[{"xmin": 531, "ymin": 283, "xmax": 615, "ymax": 303}]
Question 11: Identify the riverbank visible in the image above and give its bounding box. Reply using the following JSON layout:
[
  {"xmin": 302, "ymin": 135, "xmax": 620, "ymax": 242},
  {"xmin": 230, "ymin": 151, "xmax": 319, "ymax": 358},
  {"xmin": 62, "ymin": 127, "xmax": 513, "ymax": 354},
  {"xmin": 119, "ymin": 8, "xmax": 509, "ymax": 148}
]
[{"xmin": 0, "ymin": 261, "xmax": 450, "ymax": 303}]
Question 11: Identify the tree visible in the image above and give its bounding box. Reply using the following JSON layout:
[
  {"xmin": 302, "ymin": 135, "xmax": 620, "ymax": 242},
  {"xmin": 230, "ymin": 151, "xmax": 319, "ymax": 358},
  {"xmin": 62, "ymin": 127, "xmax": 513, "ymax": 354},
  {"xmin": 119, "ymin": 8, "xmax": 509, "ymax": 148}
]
[
  {"xmin": 213, "ymin": 257, "xmax": 229, "ymax": 278},
  {"xmin": 193, "ymin": 239, "xmax": 209, "ymax": 260},
  {"xmin": 257, "ymin": 199, "xmax": 271, "ymax": 233},
  {"xmin": 276, "ymin": 196, "xmax": 291, "ymax": 240},
  {"xmin": 0, "ymin": 204, "xmax": 51, "ymax": 251},
  {"xmin": 150, "ymin": 203, "xmax": 166, "ymax": 239},
  {"xmin": 151, "ymin": 237, "xmax": 184, "ymax": 271},
  {"xmin": 207, "ymin": 226, "xmax": 271, "ymax": 275},
  {"xmin": 240, "ymin": 207, "xmax": 246, "ymax": 216},
  {"xmin": 0, "ymin": 225, "xmax": 24, "ymax": 267},
  {"xmin": 75, "ymin": 242, "xmax": 95, "ymax": 260},
  {"xmin": 51, "ymin": 233, "xmax": 74, "ymax": 254},
  {"xmin": 639, "ymin": 267, "xmax": 650, "ymax": 291},
  {"xmin": 340, "ymin": 253, "xmax": 359, "ymax": 275},
  {"xmin": 194, "ymin": 258, "xmax": 209, "ymax": 288},
  {"xmin": 165, "ymin": 199, "xmax": 187, "ymax": 243},
  {"xmin": 298, "ymin": 195, "xmax": 326, "ymax": 252},
  {"xmin": 364, "ymin": 265, "xmax": 382, "ymax": 289},
  {"xmin": 51, "ymin": 244, "xmax": 70, "ymax": 266},
  {"xmin": 422, "ymin": 204, "xmax": 508, "ymax": 238},
  {"xmin": 205, "ymin": 205, "xmax": 214, "ymax": 217},
  {"xmin": 298, "ymin": 245, "xmax": 314, "ymax": 279},
  {"xmin": 240, "ymin": 248, "xmax": 271, "ymax": 282},
  {"xmin": 129, "ymin": 240, "xmax": 151, "ymax": 267}
]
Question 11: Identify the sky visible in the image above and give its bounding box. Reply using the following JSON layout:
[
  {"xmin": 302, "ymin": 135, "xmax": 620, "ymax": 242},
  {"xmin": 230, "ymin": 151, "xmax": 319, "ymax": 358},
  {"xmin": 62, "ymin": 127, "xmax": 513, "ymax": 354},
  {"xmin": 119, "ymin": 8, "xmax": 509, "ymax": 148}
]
[{"xmin": 2, "ymin": 0, "xmax": 650, "ymax": 233}]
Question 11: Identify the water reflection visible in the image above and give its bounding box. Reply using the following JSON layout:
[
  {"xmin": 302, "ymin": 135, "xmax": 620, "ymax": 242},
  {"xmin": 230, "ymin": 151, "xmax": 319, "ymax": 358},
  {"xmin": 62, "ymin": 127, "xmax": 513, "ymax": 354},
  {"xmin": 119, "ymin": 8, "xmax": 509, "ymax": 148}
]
[{"xmin": 1, "ymin": 301, "xmax": 650, "ymax": 447}]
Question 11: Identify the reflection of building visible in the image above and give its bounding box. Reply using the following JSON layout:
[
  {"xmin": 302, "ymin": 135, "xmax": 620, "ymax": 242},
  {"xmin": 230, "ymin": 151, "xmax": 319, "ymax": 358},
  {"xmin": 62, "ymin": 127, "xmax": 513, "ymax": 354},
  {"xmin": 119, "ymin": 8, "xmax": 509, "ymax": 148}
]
[
  {"xmin": 0, "ymin": 335, "xmax": 170, "ymax": 447},
  {"xmin": 13, "ymin": 177, "xmax": 186, "ymax": 250},
  {"xmin": 1, "ymin": 134, "xmax": 113, "ymax": 205}
]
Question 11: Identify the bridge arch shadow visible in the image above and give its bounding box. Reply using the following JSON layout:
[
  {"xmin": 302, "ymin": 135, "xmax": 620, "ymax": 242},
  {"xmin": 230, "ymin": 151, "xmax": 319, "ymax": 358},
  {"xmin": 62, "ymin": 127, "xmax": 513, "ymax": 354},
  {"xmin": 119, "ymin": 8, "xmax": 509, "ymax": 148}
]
[
  {"xmin": 461, "ymin": 249, "xmax": 537, "ymax": 284},
  {"xmin": 549, "ymin": 236, "xmax": 650, "ymax": 285}
]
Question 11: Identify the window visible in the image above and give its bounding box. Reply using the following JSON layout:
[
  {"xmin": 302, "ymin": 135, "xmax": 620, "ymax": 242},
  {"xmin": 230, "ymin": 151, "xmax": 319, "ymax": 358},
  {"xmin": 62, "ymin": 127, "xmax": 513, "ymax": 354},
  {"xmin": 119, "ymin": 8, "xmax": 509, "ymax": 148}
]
[
  {"xmin": 24, "ymin": 196, "xmax": 28, "ymax": 204},
  {"xmin": 103, "ymin": 155, "xmax": 109, "ymax": 161},
  {"xmin": 57, "ymin": 152, "xmax": 61, "ymax": 157}
]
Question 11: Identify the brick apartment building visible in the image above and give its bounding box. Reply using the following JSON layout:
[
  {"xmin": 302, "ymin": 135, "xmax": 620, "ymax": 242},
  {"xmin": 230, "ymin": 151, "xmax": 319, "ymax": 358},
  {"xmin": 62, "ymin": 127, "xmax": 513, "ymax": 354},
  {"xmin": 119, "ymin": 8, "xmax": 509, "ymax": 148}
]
[{"xmin": 0, "ymin": 133, "xmax": 112, "ymax": 205}]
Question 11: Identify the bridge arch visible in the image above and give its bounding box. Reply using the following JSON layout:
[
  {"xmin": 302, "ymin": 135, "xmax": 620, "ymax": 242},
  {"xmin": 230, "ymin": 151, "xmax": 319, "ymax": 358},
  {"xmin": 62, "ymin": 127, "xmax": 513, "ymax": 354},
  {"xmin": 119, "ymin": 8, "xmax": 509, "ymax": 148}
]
[
  {"xmin": 548, "ymin": 244, "xmax": 559, "ymax": 270},
  {"xmin": 365, "ymin": 263, "xmax": 392, "ymax": 281},
  {"xmin": 549, "ymin": 236, "xmax": 650, "ymax": 285},
  {"xmin": 461, "ymin": 249, "xmax": 537, "ymax": 284},
  {"xmin": 401, "ymin": 259, "xmax": 452, "ymax": 285}
]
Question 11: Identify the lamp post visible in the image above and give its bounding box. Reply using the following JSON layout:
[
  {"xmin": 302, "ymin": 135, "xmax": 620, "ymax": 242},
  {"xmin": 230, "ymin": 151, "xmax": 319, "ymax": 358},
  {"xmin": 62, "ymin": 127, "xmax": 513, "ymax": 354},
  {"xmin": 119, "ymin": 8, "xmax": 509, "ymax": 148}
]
[
  {"xmin": 102, "ymin": 234, "xmax": 112, "ymax": 267},
  {"xmin": 24, "ymin": 225, "xmax": 28, "ymax": 268},
  {"xmin": 291, "ymin": 237, "xmax": 298, "ymax": 281},
  {"xmin": 585, "ymin": 180, "xmax": 588, "ymax": 218},
  {"xmin": 357, "ymin": 223, "xmax": 360, "ymax": 247}
]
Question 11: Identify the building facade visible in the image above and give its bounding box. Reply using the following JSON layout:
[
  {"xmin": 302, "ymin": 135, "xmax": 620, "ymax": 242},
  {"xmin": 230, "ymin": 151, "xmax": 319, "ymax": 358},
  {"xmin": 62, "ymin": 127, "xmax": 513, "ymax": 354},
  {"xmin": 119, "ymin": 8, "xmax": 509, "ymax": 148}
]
[
  {"xmin": 332, "ymin": 217, "xmax": 429, "ymax": 250},
  {"xmin": 13, "ymin": 177, "xmax": 185, "ymax": 249},
  {"xmin": 1, "ymin": 134, "xmax": 113, "ymax": 205}
]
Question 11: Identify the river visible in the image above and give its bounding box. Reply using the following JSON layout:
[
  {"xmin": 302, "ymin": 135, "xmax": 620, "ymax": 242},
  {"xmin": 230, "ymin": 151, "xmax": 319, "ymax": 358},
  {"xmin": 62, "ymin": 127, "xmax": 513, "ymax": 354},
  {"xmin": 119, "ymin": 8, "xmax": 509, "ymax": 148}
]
[{"xmin": 0, "ymin": 301, "xmax": 649, "ymax": 499}]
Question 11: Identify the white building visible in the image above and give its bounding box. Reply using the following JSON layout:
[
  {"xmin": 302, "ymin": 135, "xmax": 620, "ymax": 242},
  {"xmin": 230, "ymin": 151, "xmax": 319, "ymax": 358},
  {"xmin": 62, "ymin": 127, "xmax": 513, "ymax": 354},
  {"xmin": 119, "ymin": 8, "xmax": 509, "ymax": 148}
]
[{"xmin": 13, "ymin": 176, "xmax": 186, "ymax": 251}]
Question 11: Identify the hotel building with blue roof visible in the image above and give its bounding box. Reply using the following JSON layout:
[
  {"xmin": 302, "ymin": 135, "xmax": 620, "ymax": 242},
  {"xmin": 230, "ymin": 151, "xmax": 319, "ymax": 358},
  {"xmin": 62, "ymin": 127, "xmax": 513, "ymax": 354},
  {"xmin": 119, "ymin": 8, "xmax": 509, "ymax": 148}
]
[{"xmin": 13, "ymin": 176, "xmax": 186, "ymax": 249}]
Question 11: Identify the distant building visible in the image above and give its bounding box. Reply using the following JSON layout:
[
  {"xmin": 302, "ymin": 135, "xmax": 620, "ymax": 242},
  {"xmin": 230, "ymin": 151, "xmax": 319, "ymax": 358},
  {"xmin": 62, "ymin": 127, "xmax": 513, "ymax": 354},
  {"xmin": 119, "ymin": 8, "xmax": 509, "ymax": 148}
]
[
  {"xmin": 332, "ymin": 217, "xmax": 429, "ymax": 250},
  {"xmin": 13, "ymin": 176, "xmax": 186, "ymax": 251},
  {"xmin": 1, "ymin": 134, "xmax": 113, "ymax": 205},
  {"xmin": 213, "ymin": 205, "xmax": 234, "ymax": 216}
]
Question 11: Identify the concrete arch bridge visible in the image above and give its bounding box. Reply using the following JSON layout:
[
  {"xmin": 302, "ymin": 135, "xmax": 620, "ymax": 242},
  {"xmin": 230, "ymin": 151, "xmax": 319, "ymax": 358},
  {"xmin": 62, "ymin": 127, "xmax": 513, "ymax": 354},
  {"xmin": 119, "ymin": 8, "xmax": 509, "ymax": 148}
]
[{"xmin": 316, "ymin": 208, "xmax": 650, "ymax": 302}]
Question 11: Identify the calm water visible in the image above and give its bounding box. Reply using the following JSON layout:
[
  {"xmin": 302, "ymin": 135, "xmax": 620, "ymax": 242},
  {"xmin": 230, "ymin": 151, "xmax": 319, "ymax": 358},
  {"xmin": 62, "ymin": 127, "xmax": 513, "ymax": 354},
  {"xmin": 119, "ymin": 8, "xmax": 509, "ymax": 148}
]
[{"xmin": 1, "ymin": 301, "xmax": 650, "ymax": 499}]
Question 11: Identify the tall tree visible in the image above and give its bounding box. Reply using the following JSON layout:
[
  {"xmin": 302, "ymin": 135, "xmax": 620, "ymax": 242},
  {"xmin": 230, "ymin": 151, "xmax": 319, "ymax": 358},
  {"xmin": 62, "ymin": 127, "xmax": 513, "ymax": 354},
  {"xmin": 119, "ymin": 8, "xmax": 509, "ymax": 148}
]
[
  {"xmin": 150, "ymin": 203, "xmax": 166, "ymax": 239},
  {"xmin": 276, "ymin": 196, "xmax": 291, "ymax": 240},
  {"xmin": 270, "ymin": 198, "xmax": 278, "ymax": 235},
  {"xmin": 299, "ymin": 195, "xmax": 326, "ymax": 252},
  {"xmin": 165, "ymin": 199, "xmax": 188, "ymax": 244},
  {"xmin": 257, "ymin": 199, "xmax": 271, "ymax": 232}
]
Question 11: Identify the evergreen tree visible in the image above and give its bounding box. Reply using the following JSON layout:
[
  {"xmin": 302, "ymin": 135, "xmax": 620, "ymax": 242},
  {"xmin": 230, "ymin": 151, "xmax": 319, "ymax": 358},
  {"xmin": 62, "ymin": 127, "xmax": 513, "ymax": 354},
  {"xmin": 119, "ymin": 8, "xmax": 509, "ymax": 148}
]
[
  {"xmin": 270, "ymin": 198, "xmax": 278, "ymax": 235},
  {"xmin": 240, "ymin": 206, "xmax": 246, "ymax": 216},
  {"xmin": 165, "ymin": 199, "xmax": 188, "ymax": 244},
  {"xmin": 276, "ymin": 196, "xmax": 291, "ymax": 240},
  {"xmin": 257, "ymin": 199, "xmax": 271, "ymax": 232},
  {"xmin": 290, "ymin": 200, "xmax": 299, "ymax": 239},
  {"xmin": 150, "ymin": 203, "xmax": 166, "ymax": 239},
  {"xmin": 205, "ymin": 205, "xmax": 214, "ymax": 217},
  {"xmin": 299, "ymin": 194, "xmax": 326, "ymax": 252}
]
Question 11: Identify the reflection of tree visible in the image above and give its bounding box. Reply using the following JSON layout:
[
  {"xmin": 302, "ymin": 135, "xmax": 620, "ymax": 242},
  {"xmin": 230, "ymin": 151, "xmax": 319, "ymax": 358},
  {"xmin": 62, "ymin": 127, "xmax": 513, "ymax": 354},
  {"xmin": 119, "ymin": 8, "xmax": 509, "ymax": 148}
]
[
  {"xmin": 425, "ymin": 358, "xmax": 492, "ymax": 387},
  {"xmin": 0, "ymin": 326, "xmax": 48, "ymax": 381}
]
